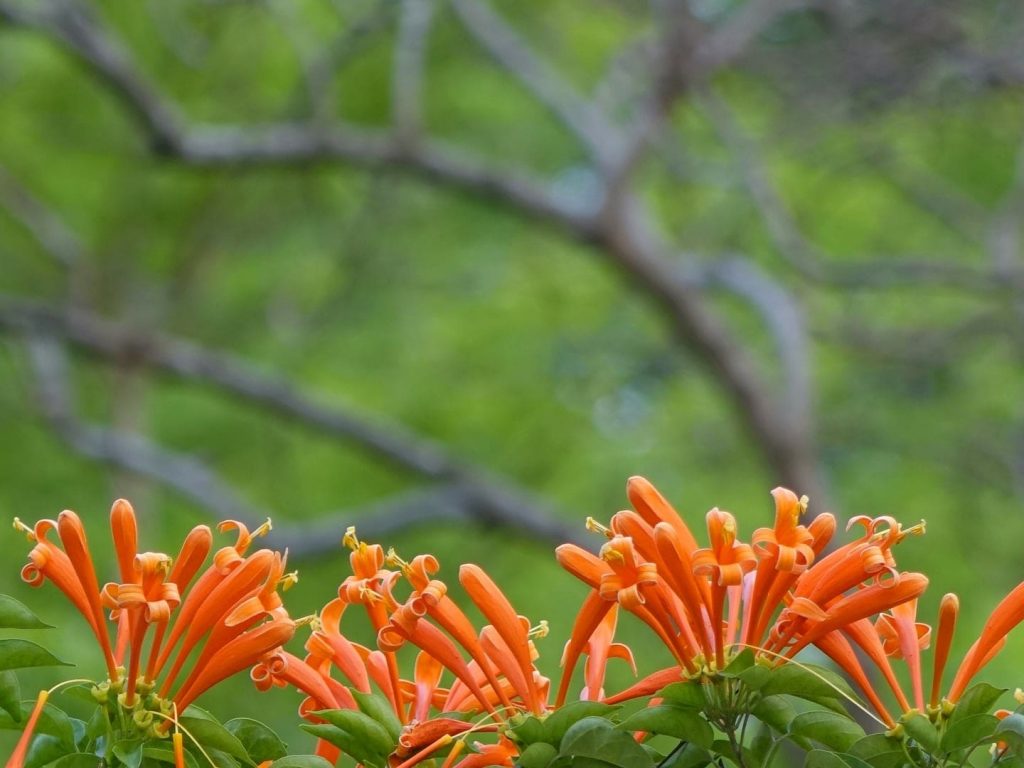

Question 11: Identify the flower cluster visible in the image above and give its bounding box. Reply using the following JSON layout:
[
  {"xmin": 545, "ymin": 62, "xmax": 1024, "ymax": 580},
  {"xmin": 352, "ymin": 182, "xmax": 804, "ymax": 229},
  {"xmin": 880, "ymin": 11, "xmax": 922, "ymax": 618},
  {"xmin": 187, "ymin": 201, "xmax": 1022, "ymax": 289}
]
[
  {"xmin": 251, "ymin": 529, "xmax": 542, "ymax": 767},
  {"xmin": 12, "ymin": 479, "xmax": 1024, "ymax": 768},
  {"xmin": 12, "ymin": 502, "xmax": 295, "ymax": 738}
]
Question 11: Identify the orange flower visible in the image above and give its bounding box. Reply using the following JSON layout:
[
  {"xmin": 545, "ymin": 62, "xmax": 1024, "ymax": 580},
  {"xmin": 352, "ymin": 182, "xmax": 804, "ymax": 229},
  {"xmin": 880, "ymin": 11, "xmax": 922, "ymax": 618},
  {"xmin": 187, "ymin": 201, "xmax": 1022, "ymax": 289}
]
[
  {"xmin": 947, "ymin": 581, "xmax": 1024, "ymax": 702},
  {"xmin": 18, "ymin": 515, "xmax": 118, "ymax": 680},
  {"xmin": 875, "ymin": 598, "xmax": 931, "ymax": 711},
  {"xmin": 579, "ymin": 605, "xmax": 634, "ymax": 701},
  {"xmin": 692, "ymin": 508, "xmax": 757, "ymax": 667},
  {"xmin": 4, "ymin": 690, "xmax": 48, "ymax": 768},
  {"xmin": 930, "ymin": 593, "xmax": 958, "ymax": 707}
]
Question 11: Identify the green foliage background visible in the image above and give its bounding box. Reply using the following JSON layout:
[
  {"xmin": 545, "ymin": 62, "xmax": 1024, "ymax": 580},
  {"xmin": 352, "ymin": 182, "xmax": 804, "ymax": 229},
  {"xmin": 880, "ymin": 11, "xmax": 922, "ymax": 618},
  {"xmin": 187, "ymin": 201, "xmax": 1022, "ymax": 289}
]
[{"xmin": 1, "ymin": 0, "xmax": 1022, "ymax": 754}]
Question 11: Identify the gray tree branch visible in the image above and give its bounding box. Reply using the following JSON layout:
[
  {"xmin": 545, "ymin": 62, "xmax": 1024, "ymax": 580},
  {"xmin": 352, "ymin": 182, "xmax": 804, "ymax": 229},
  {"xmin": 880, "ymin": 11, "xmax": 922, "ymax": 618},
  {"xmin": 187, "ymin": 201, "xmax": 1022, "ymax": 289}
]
[
  {"xmin": 0, "ymin": 295, "xmax": 587, "ymax": 551},
  {"xmin": 449, "ymin": 0, "xmax": 621, "ymax": 165}
]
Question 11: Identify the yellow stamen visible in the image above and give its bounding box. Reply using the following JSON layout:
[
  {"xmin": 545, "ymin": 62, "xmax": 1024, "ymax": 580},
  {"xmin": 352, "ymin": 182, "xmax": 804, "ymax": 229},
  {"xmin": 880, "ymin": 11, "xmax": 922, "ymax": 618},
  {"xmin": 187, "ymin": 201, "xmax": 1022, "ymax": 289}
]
[
  {"xmin": 1015, "ymin": 688, "xmax": 1024, "ymax": 705},
  {"xmin": 528, "ymin": 620, "xmax": 549, "ymax": 640},
  {"xmin": 342, "ymin": 526, "xmax": 360, "ymax": 551},
  {"xmin": 280, "ymin": 571, "xmax": 299, "ymax": 591},
  {"xmin": 870, "ymin": 519, "xmax": 926, "ymax": 544},
  {"xmin": 295, "ymin": 614, "xmax": 320, "ymax": 630},
  {"xmin": 252, "ymin": 518, "xmax": 273, "ymax": 538},
  {"xmin": 799, "ymin": 495, "xmax": 809, "ymax": 515},
  {"xmin": 13, "ymin": 518, "xmax": 35, "ymax": 540},
  {"xmin": 586, "ymin": 517, "xmax": 613, "ymax": 538},
  {"xmin": 359, "ymin": 586, "xmax": 382, "ymax": 603},
  {"xmin": 600, "ymin": 545, "xmax": 625, "ymax": 565},
  {"xmin": 385, "ymin": 547, "xmax": 409, "ymax": 570}
]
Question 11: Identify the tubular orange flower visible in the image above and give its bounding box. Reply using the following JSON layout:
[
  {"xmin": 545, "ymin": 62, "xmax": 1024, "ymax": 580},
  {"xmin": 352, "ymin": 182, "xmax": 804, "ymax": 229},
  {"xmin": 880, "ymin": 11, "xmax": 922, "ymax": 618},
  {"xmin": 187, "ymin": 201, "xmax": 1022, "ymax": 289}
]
[
  {"xmin": 579, "ymin": 605, "xmax": 634, "ymax": 701},
  {"xmin": 949, "ymin": 581, "xmax": 1024, "ymax": 701},
  {"xmin": 397, "ymin": 555, "xmax": 512, "ymax": 711},
  {"xmin": 744, "ymin": 489, "xmax": 815, "ymax": 647},
  {"xmin": 459, "ymin": 564, "xmax": 545, "ymax": 714},
  {"xmin": 875, "ymin": 598, "xmax": 930, "ymax": 711},
  {"xmin": 692, "ymin": 508, "xmax": 756, "ymax": 667},
  {"xmin": 814, "ymin": 631, "xmax": 895, "ymax": 727},
  {"xmin": 4, "ymin": 690, "xmax": 48, "ymax": 768},
  {"xmin": 599, "ymin": 536, "xmax": 697, "ymax": 673},
  {"xmin": 17, "ymin": 516, "xmax": 118, "ymax": 680},
  {"xmin": 930, "ymin": 593, "xmax": 959, "ymax": 708}
]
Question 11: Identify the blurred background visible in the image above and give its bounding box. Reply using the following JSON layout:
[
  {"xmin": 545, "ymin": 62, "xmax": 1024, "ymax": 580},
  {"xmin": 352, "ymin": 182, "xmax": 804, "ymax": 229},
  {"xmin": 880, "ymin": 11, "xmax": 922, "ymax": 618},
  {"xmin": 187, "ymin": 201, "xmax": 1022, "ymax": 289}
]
[{"xmin": 1, "ymin": 0, "xmax": 1023, "ymax": 751}]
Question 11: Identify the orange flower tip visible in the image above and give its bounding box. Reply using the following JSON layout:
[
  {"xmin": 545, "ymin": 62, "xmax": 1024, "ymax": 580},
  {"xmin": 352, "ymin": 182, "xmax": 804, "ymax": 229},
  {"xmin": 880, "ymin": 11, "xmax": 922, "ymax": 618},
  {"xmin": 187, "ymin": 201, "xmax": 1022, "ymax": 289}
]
[
  {"xmin": 585, "ymin": 518, "xmax": 613, "ymax": 539},
  {"xmin": 111, "ymin": 498, "xmax": 135, "ymax": 515},
  {"xmin": 12, "ymin": 517, "xmax": 35, "ymax": 540},
  {"xmin": 528, "ymin": 621, "xmax": 549, "ymax": 640},
  {"xmin": 625, "ymin": 475, "xmax": 649, "ymax": 491},
  {"xmin": 941, "ymin": 593, "xmax": 960, "ymax": 611},
  {"xmin": 342, "ymin": 526, "xmax": 359, "ymax": 551}
]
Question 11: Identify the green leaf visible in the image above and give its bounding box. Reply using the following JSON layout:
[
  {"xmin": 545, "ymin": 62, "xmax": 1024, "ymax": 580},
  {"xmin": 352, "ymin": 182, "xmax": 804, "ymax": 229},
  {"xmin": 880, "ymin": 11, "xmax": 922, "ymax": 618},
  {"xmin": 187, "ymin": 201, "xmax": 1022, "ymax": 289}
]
[
  {"xmin": 508, "ymin": 714, "xmax": 546, "ymax": 745},
  {"xmin": 736, "ymin": 664, "xmax": 772, "ymax": 690},
  {"xmin": 84, "ymin": 706, "xmax": 106, "ymax": 742},
  {"xmin": 0, "ymin": 640, "xmax": 69, "ymax": 671},
  {"xmin": 312, "ymin": 708, "xmax": 394, "ymax": 759},
  {"xmin": 42, "ymin": 756, "xmax": 101, "ymax": 768},
  {"xmin": 179, "ymin": 708, "xmax": 251, "ymax": 765},
  {"xmin": 657, "ymin": 743, "xmax": 713, "ymax": 768},
  {"xmin": 517, "ymin": 741, "xmax": 558, "ymax": 768},
  {"xmin": 0, "ymin": 670, "xmax": 22, "ymax": 722},
  {"xmin": 0, "ymin": 700, "xmax": 76, "ymax": 748},
  {"xmin": 0, "ymin": 595, "xmax": 52, "ymax": 629},
  {"xmin": 901, "ymin": 712, "xmax": 938, "ymax": 753},
  {"xmin": 940, "ymin": 713, "xmax": 998, "ymax": 753},
  {"xmin": 267, "ymin": 757, "xmax": 334, "ymax": 768},
  {"xmin": 225, "ymin": 719, "xmax": 287, "ymax": 763},
  {"xmin": 762, "ymin": 663, "xmax": 858, "ymax": 704},
  {"xmin": 24, "ymin": 734, "xmax": 68, "ymax": 768},
  {"xmin": 747, "ymin": 722, "xmax": 774, "ymax": 767},
  {"xmin": 720, "ymin": 649, "xmax": 756, "ymax": 676},
  {"xmin": 193, "ymin": 747, "xmax": 238, "ymax": 768},
  {"xmin": 112, "ymin": 738, "xmax": 144, "ymax": 768},
  {"xmin": 804, "ymin": 750, "xmax": 874, "ymax": 768},
  {"xmin": 615, "ymin": 705, "xmax": 713, "ymax": 748},
  {"xmin": 541, "ymin": 701, "xmax": 620, "ymax": 746},
  {"xmin": 143, "ymin": 746, "xmax": 199, "ymax": 768},
  {"xmin": 752, "ymin": 695, "xmax": 796, "ymax": 734},
  {"xmin": 788, "ymin": 710, "xmax": 866, "ymax": 751},
  {"xmin": 351, "ymin": 691, "xmax": 402, "ymax": 743},
  {"xmin": 300, "ymin": 724, "xmax": 386, "ymax": 768},
  {"xmin": 558, "ymin": 717, "xmax": 655, "ymax": 768},
  {"xmin": 657, "ymin": 682, "xmax": 706, "ymax": 709},
  {"xmin": 949, "ymin": 683, "xmax": 1005, "ymax": 724},
  {"xmin": 847, "ymin": 734, "xmax": 906, "ymax": 768}
]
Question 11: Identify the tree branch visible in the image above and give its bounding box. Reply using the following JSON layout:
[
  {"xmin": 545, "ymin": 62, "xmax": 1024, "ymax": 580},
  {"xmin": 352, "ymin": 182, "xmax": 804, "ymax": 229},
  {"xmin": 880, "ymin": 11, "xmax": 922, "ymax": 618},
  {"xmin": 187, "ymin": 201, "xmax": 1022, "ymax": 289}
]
[
  {"xmin": 449, "ymin": 0, "xmax": 621, "ymax": 165},
  {"xmin": 392, "ymin": 0, "xmax": 434, "ymax": 140},
  {"xmin": 0, "ymin": 165, "xmax": 82, "ymax": 269},
  {"xmin": 0, "ymin": 295, "xmax": 586, "ymax": 551}
]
